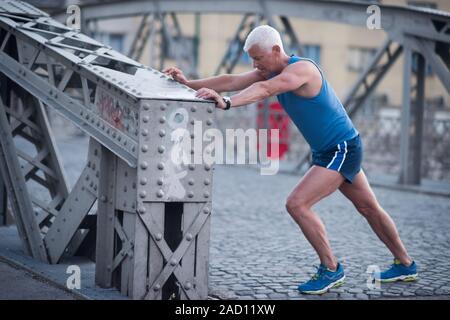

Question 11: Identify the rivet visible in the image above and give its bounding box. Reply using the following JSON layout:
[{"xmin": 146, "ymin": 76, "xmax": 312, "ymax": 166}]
[
  {"xmin": 157, "ymin": 178, "xmax": 164, "ymax": 186},
  {"xmin": 203, "ymin": 207, "xmax": 210, "ymax": 214},
  {"xmin": 207, "ymin": 107, "xmax": 213, "ymax": 113},
  {"xmin": 160, "ymin": 105, "xmax": 166, "ymax": 111},
  {"xmin": 189, "ymin": 164, "xmax": 195, "ymax": 171},
  {"xmin": 159, "ymin": 130, "xmax": 166, "ymax": 137},
  {"xmin": 142, "ymin": 129, "xmax": 149, "ymax": 136},
  {"xmin": 204, "ymin": 179, "xmax": 210, "ymax": 186},
  {"xmin": 138, "ymin": 206, "xmax": 146, "ymax": 214},
  {"xmin": 159, "ymin": 116, "xmax": 166, "ymax": 124},
  {"xmin": 154, "ymin": 284, "xmax": 161, "ymax": 291},
  {"xmin": 184, "ymin": 282, "xmax": 192, "ymax": 290},
  {"xmin": 206, "ymin": 119, "xmax": 213, "ymax": 126},
  {"xmin": 140, "ymin": 161, "xmax": 148, "ymax": 169},
  {"xmin": 157, "ymin": 190, "xmax": 164, "ymax": 198},
  {"xmin": 188, "ymin": 191, "xmax": 194, "ymax": 198},
  {"xmin": 204, "ymin": 192, "xmax": 210, "ymax": 198},
  {"xmin": 141, "ymin": 145, "xmax": 148, "ymax": 152},
  {"xmin": 100, "ymin": 195, "xmax": 107, "ymax": 202},
  {"xmin": 186, "ymin": 233, "xmax": 193, "ymax": 241},
  {"xmin": 139, "ymin": 191, "xmax": 147, "ymax": 198},
  {"xmin": 140, "ymin": 178, "xmax": 147, "ymax": 185},
  {"xmin": 191, "ymin": 106, "xmax": 196, "ymax": 112},
  {"xmin": 188, "ymin": 179, "xmax": 194, "ymax": 186},
  {"xmin": 158, "ymin": 146, "xmax": 165, "ymax": 154},
  {"xmin": 143, "ymin": 103, "xmax": 150, "ymax": 110},
  {"xmin": 190, "ymin": 120, "xmax": 195, "ymax": 125},
  {"xmin": 170, "ymin": 259, "xmax": 177, "ymax": 266},
  {"xmin": 142, "ymin": 115, "xmax": 149, "ymax": 123},
  {"xmin": 155, "ymin": 233, "xmax": 162, "ymax": 241},
  {"xmin": 205, "ymin": 164, "xmax": 211, "ymax": 171},
  {"xmin": 190, "ymin": 133, "xmax": 194, "ymax": 139},
  {"xmin": 157, "ymin": 162, "xmax": 164, "ymax": 170}
]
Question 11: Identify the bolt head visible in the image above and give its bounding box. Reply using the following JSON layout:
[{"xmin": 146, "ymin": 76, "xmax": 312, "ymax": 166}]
[
  {"xmin": 138, "ymin": 206, "xmax": 146, "ymax": 214},
  {"xmin": 140, "ymin": 161, "xmax": 148, "ymax": 170}
]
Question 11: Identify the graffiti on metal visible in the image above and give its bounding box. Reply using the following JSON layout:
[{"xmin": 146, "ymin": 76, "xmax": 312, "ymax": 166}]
[{"xmin": 94, "ymin": 88, "xmax": 139, "ymax": 135}]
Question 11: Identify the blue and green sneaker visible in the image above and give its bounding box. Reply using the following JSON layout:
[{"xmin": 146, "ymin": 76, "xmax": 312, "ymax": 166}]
[
  {"xmin": 373, "ymin": 259, "xmax": 418, "ymax": 283},
  {"xmin": 298, "ymin": 263, "xmax": 345, "ymax": 295}
]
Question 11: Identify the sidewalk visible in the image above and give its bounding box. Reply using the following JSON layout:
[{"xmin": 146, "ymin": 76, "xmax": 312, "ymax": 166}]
[{"xmin": 0, "ymin": 257, "xmax": 79, "ymax": 300}]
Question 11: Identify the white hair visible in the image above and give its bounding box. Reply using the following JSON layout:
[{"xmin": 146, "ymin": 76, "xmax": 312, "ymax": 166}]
[{"xmin": 243, "ymin": 25, "xmax": 284, "ymax": 53}]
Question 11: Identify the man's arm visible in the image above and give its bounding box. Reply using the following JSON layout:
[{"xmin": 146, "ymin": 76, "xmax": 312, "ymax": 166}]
[
  {"xmin": 163, "ymin": 67, "xmax": 265, "ymax": 93},
  {"xmin": 226, "ymin": 62, "xmax": 313, "ymax": 107},
  {"xmin": 195, "ymin": 61, "xmax": 314, "ymax": 109}
]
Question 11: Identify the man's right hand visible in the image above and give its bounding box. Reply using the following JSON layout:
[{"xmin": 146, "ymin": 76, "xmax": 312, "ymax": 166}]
[{"xmin": 163, "ymin": 66, "xmax": 188, "ymax": 85}]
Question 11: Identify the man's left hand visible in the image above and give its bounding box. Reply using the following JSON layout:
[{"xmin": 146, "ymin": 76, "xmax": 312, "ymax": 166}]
[{"xmin": 195, "ymin": 88, "xmax": 226, "ymax": 109}]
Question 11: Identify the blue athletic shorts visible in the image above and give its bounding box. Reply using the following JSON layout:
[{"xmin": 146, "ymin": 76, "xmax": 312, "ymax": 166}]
[{"xmin": 311, "ymin": 134, "xmax": 363, "ymax": 184}]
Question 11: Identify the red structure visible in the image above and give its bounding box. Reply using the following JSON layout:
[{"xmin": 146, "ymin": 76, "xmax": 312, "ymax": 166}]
[{"xmin": 257, "ymin": 99, "xmax": 290, "ymax": 159}]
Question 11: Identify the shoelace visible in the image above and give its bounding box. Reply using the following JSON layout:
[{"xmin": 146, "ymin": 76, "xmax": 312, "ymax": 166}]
[{"xmin": 311, "ymin": 265, "xmax": 326, "ymax": 281}]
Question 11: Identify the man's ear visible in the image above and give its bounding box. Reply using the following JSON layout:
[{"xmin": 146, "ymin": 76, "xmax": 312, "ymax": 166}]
[{"xmin": 272, "ymin": 45, "xmax": 281, "ymax": 54}]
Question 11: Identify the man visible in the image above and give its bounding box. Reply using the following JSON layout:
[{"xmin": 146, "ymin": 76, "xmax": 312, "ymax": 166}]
[{"xmin": 164, "ymin": 25, "xmax": 418, "ymax": 295}]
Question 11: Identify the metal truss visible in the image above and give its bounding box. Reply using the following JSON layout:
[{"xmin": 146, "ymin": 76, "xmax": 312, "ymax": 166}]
[
  {"xmin": 0, "ymin": 0, "xmax": 215, "ymax": 300},
  {"xmin": 126, "ymin": 11, "xmax": 198, "ymax": 78}
]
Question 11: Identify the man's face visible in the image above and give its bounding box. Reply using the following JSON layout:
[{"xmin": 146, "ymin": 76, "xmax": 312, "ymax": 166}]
[{"xmin": 247, "ymin": 44, "xmax": 279, "ymax": 76}]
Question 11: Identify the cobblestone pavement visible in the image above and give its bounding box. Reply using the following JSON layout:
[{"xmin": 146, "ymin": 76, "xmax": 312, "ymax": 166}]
[
  {"xmin": 4, "ymin": 133, "xmax": 450, "ymax": 300},
  {"xmin": 209, "ymin": 165, "xmax": 450, "ymax": 300}
]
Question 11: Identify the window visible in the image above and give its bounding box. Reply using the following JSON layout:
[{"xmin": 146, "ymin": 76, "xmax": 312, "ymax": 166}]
[
  {"xmin": 347, "ymin": 47, "xmax": 377, "ymax": 73},
  {"xmin": 91, "ymin": 32, "xmax": 125, "ymax": 53},
  {"xmin": 302, "ymin": 44, "xmax": 321, "ymax": 65},
  {"xmin": 163, "ymin": 35, "xmax": 196, "ymax": 61}
]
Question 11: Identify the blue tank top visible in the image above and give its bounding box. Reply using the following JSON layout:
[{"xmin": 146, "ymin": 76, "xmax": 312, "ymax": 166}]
[{"xmin": 275, "ymin": 55, "xmax": 358, "ymax": 152}]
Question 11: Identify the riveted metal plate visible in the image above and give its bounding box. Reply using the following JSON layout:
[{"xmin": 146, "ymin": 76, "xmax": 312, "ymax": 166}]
[{"xmin": 137, "ymin": 99, "xmax": 216, "ymax": 202}]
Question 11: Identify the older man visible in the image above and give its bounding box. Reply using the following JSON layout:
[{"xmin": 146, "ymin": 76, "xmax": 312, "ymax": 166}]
[{"xmin": 164, "ymin": 25, "xmax": 418, "ymax": 295}]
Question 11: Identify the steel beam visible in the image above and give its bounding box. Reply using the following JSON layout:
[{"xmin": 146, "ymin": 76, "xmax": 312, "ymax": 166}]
[{"xmin": 57, "ymin": 0, "xmax": 450, "ymax": 45}]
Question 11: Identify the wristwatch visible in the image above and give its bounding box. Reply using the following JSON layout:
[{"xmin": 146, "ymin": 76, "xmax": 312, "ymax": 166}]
[{"xmin": 222, "ymin": 96, "xmax": 232, "ymax": 110}]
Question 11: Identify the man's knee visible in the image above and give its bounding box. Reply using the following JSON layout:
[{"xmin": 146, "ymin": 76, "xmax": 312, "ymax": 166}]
[
  {"xmin": 355, "ymin": 201, "xmax": 381, "ymax": 219},
  {"xmin": 285, "ymin": 195, "xmax": 310, "ymax": 218}
]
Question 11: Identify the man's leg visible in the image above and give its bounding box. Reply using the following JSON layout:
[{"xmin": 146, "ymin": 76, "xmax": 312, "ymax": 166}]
[
  {"xmin": 285, "ymin": 165, "xmax": 345, "ymax": 270},
  {"xmin": 339, "ymin": 170, "xmax": 412, "ymax": 266}
]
